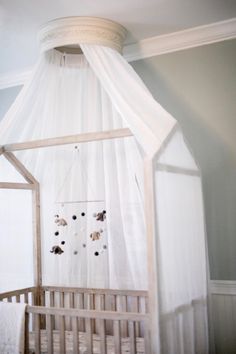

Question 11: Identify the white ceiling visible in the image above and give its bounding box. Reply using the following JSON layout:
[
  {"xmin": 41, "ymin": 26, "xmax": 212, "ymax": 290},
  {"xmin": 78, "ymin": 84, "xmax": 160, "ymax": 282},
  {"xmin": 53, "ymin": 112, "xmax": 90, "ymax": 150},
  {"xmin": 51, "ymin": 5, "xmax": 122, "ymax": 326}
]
[{"xmin": 0, "ymin": 0, "xmax": 236, "ymax": 74}]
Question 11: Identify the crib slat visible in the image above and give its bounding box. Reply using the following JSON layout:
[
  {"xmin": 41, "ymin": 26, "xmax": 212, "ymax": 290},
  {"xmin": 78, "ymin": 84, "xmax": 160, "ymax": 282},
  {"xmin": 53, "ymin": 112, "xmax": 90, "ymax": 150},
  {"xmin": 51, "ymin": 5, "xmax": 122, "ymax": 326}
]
[
  {"xmin": 111, "ymin": 295, "xmax": 116, "ymax": 311},
  {"xmin": 25, "ymin": 312, "xmax": 29, "ymax": 354},
  {"xmin": 89, "ymin": 293, "xmax": 95, "ymax": 333},
  {"xmin": 16, "ymin": 294, "xmax": 20, "ymax": 303},
  {"xmin": 7, "ymin": 296, "xmax": 12, "ymax": 302},
  {"xmin": 69, "ymin": 292, "xmax": 74, "ymax": 330},
  {"xmin": 50, "ymin": 291, "xmax": 54, "ymax": 307},
  {"xmin": 40, "ymin": 290, "xmax": 46, "ymax": 329},
  {"xmin": 129, "ymin": 321, "xmax": 136, "ymax": 354},
  {"xmin": 145, "ymin": 295, "xmax": 149, "ymax": 313},
  {"xmin": 100, "ymin": 294, "xmax": 105, "ymax": 310},
  {"xmin": 49, "ymin": 291, "xmax": 55, "ymax": 330},
  {"xmin": 59, "ymin": 315, "xmax": 66, "ymax": 354},
  {"xmin": 34, "ymin": 313, "xmax": 41, "ymax": 354},
  {"xmin": 59, "ymin": 293, "xmax": 66, "ymax": 353},
  {"xmin": 72, "ymin": 316, "xmax": 79, "ymax": 354},
  {"xmin": 24, "ymin": 292, "xmax": 29, "ymax": 304},
  {"xmin": 121, "ymin": 295, "xmax": 128, "ymax": 337},
  {"xmin": 131, "ymin": 296, "xmax": 140, "ymax": 337},
  {"xmin": 46, "ymin": 314, "xmax": 53, "ymax": 354},
  {"xmin": 99, "ymin": 319, "xmax": 107, "ymax": 354},
  {"xmin": 114, "ymin": 320, "xmax": 121, "ymax": 353},
  {"xmin": 144, "ymin": 319, "xmax": 151, "ymax": 354},
  {"xmin": 59, "ymin": 291, "xmax": 64, "ymax": 307},
  {"xmin": 78, "ymin": 293, "xmax": 85, "ymax": 331},
  {"xmin": 85, "ymin": 318, "xmax": 93, "ymax": 353}
]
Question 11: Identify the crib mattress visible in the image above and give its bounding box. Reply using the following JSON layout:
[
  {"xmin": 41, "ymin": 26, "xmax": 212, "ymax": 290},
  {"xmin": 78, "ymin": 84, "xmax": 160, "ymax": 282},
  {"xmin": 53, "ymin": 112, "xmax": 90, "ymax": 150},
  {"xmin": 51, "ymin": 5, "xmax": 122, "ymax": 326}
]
[{"xmin": 29, "ymin": 330, "xmax": 145, "ymax": 353}]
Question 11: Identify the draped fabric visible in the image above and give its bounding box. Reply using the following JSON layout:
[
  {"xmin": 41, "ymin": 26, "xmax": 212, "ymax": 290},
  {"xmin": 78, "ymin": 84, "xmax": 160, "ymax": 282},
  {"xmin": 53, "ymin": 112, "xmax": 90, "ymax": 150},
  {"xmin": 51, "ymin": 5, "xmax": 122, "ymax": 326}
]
[
  {"xmin": 155, "ymin": 130, "xmax": 209, "ymax": 353},
  {"xmin": 0, "ymin": 45, "xmax": 208, "ymax": 353},
  {"xmin": 0, "ymin": 50, "xmax": 147, "ymax": 290}
]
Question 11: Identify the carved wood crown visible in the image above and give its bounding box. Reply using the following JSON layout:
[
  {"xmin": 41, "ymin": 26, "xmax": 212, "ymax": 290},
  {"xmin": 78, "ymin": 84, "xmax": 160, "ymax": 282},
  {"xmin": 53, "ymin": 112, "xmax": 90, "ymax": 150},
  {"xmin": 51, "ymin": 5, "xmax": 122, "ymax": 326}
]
[{"xmin": 38, "ymin": 17, "xmax": 127, "ymax": 54}]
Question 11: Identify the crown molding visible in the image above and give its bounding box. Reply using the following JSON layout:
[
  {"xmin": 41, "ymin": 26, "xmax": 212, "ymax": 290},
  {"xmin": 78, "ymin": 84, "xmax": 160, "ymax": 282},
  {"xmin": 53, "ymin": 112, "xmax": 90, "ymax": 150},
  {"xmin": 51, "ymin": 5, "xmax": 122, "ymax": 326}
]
[
  {"xmin": 0, "ymin": 18, "xmax": 236, "ymax": 90},
  {"xmin": 123, "ymin": 17, "xmax": 236, "ymax": 61},
  {"xmin": 0, "ymin": 69, "xmax": 32, "ymax": 90}
]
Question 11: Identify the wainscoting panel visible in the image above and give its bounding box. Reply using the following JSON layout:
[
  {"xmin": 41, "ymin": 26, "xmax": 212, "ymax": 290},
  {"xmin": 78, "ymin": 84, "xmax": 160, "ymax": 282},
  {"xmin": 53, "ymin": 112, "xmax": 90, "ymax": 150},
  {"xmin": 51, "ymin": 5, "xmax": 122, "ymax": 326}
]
[{"xmin": 210, "ymin": 281, "xmax": 236, "ymax": 354}]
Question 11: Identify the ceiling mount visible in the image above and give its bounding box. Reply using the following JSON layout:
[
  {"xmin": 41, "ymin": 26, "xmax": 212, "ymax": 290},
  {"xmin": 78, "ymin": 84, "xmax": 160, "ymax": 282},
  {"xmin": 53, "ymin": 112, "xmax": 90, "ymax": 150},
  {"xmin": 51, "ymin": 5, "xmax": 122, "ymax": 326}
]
[{"xmin": 38, "ymin": 17, "xmax": 127, "ymax": 54}]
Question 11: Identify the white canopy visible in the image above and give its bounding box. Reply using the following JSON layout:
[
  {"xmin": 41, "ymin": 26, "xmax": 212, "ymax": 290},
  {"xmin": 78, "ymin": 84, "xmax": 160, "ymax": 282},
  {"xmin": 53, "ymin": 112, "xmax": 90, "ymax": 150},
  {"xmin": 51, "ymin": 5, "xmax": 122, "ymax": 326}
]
[{"xmin": 0, "ymin": 17, "xmax": 208, "ymax": 354}]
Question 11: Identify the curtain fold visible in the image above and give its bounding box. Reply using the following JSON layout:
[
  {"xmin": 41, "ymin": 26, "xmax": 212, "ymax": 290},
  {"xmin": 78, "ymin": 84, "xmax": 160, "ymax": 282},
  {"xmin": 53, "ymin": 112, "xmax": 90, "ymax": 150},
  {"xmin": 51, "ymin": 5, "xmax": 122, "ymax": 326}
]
[{"xmin": 80, "ymin": 44, "xmax": 177, "ymax": 157}]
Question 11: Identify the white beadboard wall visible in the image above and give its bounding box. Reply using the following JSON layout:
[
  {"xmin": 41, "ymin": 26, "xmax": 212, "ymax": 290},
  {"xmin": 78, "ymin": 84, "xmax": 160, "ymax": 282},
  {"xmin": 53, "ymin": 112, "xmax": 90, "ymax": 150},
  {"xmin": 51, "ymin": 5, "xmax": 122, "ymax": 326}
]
[{"xmin": 210, "ymin": 280, "xmax": 236, "ymax": 354}]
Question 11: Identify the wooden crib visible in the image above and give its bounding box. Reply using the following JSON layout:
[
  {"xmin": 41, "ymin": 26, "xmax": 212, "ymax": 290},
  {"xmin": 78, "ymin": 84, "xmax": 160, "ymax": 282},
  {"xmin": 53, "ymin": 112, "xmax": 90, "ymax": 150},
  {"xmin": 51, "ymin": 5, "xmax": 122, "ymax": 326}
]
[{"xmin": 0, "ymin": 286, "xmax": 150, "ymax": 354}]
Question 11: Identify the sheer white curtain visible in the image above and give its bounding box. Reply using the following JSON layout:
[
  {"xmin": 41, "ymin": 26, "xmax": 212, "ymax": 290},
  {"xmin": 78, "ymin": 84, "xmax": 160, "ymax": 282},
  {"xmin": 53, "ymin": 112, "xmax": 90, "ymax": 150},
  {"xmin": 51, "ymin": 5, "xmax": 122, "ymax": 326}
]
[
  {"xmin": 0, "ymin": 44, "xmax": 209, "ymax": 353},
  {"xmin": 155, "ymin": 130, "xmax": 209, "ymax": 354},
  {"xmin": 80, "ymin": 44, "xmax": 176, "ymax": 157},
  {"xmin": 0, "ymin": 50, "xmax": 147, "ymax": 290}
]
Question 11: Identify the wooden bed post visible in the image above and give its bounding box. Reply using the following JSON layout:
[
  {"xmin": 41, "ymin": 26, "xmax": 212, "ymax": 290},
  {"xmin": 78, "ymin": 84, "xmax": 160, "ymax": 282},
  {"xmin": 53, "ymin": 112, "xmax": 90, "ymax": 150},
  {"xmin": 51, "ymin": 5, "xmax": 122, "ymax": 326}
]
[
  {"xmin": 2, "ymin": 152, "xmax": 42, "ymax": 304},
  {"xmin": 32, "ymin": 183, "xmax": 42, "ymax": 295},
  {"xmin": 144, "ymin": 158, "xmax": 160, "ymax": 354}
]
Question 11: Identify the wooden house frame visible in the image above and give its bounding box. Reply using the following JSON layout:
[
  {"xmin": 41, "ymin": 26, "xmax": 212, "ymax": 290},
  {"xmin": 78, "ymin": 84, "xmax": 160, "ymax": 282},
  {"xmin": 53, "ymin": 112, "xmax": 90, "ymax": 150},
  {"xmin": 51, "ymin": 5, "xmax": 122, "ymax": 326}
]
[{"xmin": 0, "ymin": 127, "xmax": 160, "ymax": 353}]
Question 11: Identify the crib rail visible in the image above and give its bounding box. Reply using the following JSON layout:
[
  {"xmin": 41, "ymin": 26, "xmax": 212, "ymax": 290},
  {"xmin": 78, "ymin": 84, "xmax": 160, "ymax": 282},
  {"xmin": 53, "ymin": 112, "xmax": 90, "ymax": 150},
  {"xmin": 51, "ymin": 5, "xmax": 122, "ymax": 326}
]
[
  {"xmin": 26, "ymin": 305, "xmax": 150, "ymax": 354},
  {"xmin": 0, "ymin": 286, "xmax": 150, "ymax": 353},
  {"xmin": 41, "ymin": 286, "xmax": 148, "ymax": 315},
  {"xmin": 41, "ymin": 286, "xmax": 148, "ymax": 337},
  {"xmin": 0, "ymin": 286, "xmax": 36, "ymax": 304}
]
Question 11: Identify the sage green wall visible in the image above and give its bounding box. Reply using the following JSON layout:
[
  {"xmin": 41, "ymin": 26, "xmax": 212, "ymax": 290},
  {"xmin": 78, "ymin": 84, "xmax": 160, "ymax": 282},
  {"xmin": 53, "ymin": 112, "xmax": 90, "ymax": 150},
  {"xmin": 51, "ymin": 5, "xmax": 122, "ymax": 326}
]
[
  {"xmin": 0, "ymin": 86, "xmax": 22, "ymax": 118},
  {"xmin": 131, "ymin": 39, "xmax": 236, "ymax": 280}
]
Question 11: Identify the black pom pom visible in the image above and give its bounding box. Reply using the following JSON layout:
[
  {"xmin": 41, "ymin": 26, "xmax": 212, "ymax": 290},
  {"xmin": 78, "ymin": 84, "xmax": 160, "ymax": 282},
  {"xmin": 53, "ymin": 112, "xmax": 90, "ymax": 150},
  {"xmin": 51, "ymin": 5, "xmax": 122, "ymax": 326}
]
[
  {"xmin": 81, "ymin": 212, "xmax": 85, "ymax": 216},
  {"xmin": 54, "ymin": 214, "xmax": 59, "ymax": 218},
  {"xmin": 82, "ymin": 243, "xmax": 86, "ymax": 248},
  {"xmin": 94, "ymin": 251, "xmax": 99, "ymax": 256},
  {"xmin": 103, "ymin": 210, "xmax": 106, "ymax": 214},
  {"xmin": 103, "ymin": 245, "xmax": 107, "ymax": 250},
  {"xmin": 54, "ymin": 231, "xmax": 59, "ymax": 236},
  {"xmin": 74, "ymin": 250, "xmax": 78, "ymax": 255},
  {"xmin": 61, "ymin": 241, "xmax": 65, "ymax": 245},
  {"xmin": 72, "ymin": 215, "xmax": 77, "ymax": 220}
]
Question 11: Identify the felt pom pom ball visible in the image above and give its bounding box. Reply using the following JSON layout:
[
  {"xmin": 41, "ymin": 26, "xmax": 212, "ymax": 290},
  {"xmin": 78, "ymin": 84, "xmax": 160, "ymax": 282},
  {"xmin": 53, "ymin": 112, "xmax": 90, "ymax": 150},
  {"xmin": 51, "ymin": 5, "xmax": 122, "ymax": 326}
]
[
  {"xmin": 94, "ymin": 251, "xmax": 99, "ymax": 256},
  {"xmin": 74, "ymin": 250, "xmax": 78, "ymax": 255},
  {"xmin": 61, "ymin": 241, "xmax": 65, "ymax": 245},
  {"xmin": 54, "ymin": 231, "xmax": 59, "ymax": 236},
  {"xmin": 72, "ymin": 215, "xmax": 77, "ymax": 220},
  {"xmin": 81, "ymin": 212, "xmax": 85, "ymax": 216}
]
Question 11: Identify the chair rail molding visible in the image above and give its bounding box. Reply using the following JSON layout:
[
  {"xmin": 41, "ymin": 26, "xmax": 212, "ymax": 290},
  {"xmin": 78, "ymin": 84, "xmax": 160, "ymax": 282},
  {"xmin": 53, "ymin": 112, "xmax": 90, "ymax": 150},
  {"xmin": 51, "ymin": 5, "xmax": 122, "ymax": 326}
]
[
  {"xmin": 0, "ymin": 17, "xmax": 236, "ymax": 89},
  {"xmin": 210, "ymin": 280, "xmax": 236, "ymax": 296}
]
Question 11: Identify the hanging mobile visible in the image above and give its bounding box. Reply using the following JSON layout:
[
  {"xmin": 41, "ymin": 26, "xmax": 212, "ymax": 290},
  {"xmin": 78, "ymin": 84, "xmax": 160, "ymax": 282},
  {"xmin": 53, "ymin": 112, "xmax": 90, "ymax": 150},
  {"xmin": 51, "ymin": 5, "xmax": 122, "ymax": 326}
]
[
  {"xmin": 50, "ymin": 245, "xmax": 64, "ymax": 255},
  {"xmin": 90, "ymin": 230, "xmax": 103, "ymax": 241},
  {"xmin": 53, "ymin": 145, "xmax": 105, "ymax": 206},
  {"xmin": 55, "ymin": 217, "xmax": 67, "ymax": 226},
  {"xmin": 93, "ymin": 210, "xmax": 106, "ymax": 221}
]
